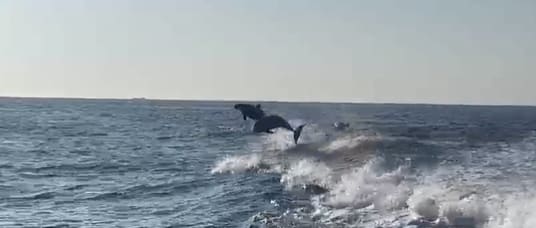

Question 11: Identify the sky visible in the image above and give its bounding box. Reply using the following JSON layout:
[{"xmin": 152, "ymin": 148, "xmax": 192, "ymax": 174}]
[{"xmin": 1, "ymin": 0, "xmax": 535, "ymax": 105}]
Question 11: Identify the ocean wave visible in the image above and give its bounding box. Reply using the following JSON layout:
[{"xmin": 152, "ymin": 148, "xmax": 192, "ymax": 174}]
[
  {"xmin": 407, "ymin": 184, "xmax": 491, "ymax": 227},
  {"xmin": 319, "ymin": 134, "xmax": 383, "ymax": 153},
  {"xmin": 260, "ymin": 154, "xmax": 517, "ymax": 227},
  {"xmin": 405, "ymin": 185, "xmax": 536, "ymax": 228},
  {"xmin": 218, "ymin": 126, "xmax": 487, "ymax": 227},
  {"xmin": 19, "ymin": 162, "xmax": 142, "ymax": 173},
  {"xmin": 156, "ymin": 136, "xmax": 174, "ymax": 140},
  {"xmin": 18, "ymin": 172, "xmax": 58, "ymax": 179},
  {"xmin": 64, "ymin": 184, "xmax": 88, "ymax": 191},
  {"xmin": 322, "ymin": 159, "xmax": 408, "ymax": 210},
  {"xmin": 280, "ymin": 159, "xmax": 333, "ymax": 192},
  {"xmin": 211, "ymin": 154, "xmax": 270, "ymax": 174},
  {"xmin": 79, "ymin": 177, "xmax": 215, "ymax": 202},
  {"xmin": 10, "ymin": 191, "xmax": 56, "ymax": 200},
  {"xmin": 487, "ymin": 193, "xmax": 536, "ymax": 228}
]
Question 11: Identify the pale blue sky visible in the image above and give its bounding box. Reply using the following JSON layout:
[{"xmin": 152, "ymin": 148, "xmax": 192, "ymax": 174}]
[{"xmin": 1, "ymin": 0, "xmax": 535, "ymax": 105}]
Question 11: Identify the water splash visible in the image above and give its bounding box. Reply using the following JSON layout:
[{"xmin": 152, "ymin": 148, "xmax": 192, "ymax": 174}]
[
  {"xmin": 211, "ymin": 154, "xmax": 266, "ymax": 174},
  {"xmin": 324, "ymin": 159, "xmax": 408, "ymax": 210},
  {"xmin": 280, "ymin": 159, "xmax": 333, "ymax": 191}
]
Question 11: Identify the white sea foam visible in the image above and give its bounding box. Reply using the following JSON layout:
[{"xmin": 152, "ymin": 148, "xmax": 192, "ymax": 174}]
[
  {"xmin": 280, "ymin": 159, "xmax": 333, "ymax": 190},
  {"xmin": 324, "ymin": 159, "xmax": 409, "ymax": 211},
  {"xmin": 486, "ymin": 193, "xmax": 536, "ymax": 228},
  {"xmin": 407, "ymin": 184, "xmax": 449, "ymax": 221},
  {"xmin": 211, "ymin": 154, "xmax": 264, "ymax": 174}
]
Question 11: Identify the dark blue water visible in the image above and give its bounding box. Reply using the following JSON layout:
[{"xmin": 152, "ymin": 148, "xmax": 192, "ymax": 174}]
[{"xmin": 1, "ymin": 98, "xmax": 536, "ymax": 227}]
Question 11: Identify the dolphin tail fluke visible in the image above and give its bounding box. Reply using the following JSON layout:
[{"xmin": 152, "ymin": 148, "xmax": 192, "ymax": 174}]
[{"xmin": 293, "ymin": 124, "xmax": 306, "ymax": 144}]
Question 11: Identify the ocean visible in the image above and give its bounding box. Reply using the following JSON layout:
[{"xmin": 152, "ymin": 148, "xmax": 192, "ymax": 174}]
[{"xmin": 1, "ymin": 97, "xmax": 536, "ymax": 227}]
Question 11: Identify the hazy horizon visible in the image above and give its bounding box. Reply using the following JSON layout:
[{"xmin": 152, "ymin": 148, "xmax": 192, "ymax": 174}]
[
  {"xmin": 2, "ymin": 1, "xmax": 535, "ymax": 105},
  {"xmin": 4, "ymin": 95, "xmax": 536, "ymax": 108}
]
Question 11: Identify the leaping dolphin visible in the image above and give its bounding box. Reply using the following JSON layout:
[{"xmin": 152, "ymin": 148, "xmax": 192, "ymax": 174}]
[
  {"xmin": 253, "ymin": 115, "xmax": 305, "ymax": 144},
  {"xmin": 234, "ymin": 103, "xmax": 265, "ymax": 121}
]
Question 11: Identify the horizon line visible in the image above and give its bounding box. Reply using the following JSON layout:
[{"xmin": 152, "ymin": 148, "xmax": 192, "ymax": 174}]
[{"xmin": 0, "ymin": 95, "xmax": 535, "ymax": 108}]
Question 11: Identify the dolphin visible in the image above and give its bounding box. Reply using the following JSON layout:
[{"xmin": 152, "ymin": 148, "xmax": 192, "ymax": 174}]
[
  {"xmin": 234, "ymin": 103, "xmax": 265, "ymax": 121},
  {"xmin": 253, "ymin": 115, "xmax": 305, "ymax": 144}
]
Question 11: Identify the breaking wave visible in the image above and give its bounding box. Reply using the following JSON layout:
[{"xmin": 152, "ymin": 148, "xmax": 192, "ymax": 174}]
[
  {"xmin": 324, "ymin": 159, "xmax": 408, "ymax": 210},
  {"xmin": 210, "ymin": 154, "xmax": 267, "ymax": 174},
  {"xmin": 280, "ymin": 159, "xmax": 333, "ymax": 191},
  {"xmin": 212, "ymin": 121, "xmax": 536, "ymax": 228}
]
